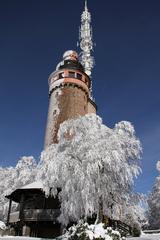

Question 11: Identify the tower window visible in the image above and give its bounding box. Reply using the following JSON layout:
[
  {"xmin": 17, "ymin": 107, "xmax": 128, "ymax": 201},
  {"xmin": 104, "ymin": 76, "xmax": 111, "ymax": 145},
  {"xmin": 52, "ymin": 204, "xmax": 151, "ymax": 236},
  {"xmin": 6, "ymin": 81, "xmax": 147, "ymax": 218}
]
[
  {"xmin": 53, "ymin": 110, "xmax": 57, "ymax": 115},
  {"xmin": 59, "ymin": 72, "xmax": 64, "ymax": 79},
  {"xmin": 77, "ymin": 73, "xmax": 82, "ymax": 80},
  {"xmin": 68, "ymin": 71, "xmax": 75, "ymax": 78}
]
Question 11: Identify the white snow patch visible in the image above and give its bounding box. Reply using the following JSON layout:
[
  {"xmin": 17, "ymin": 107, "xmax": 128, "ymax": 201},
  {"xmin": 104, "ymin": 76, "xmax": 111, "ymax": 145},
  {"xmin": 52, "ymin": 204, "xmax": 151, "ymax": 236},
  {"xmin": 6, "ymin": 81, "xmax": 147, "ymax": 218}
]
[
  {"xmin": 0, "ymin": 237, "xmax": 47, "ymax": 240},
  {"xmin": 129, "ymin": 233, "xmax": 160, "ymax": 240},
  {"xmin": 20, "ymin": 181, "xmax": 43, "ymax": 190},
  {"xmin": 0, "ymin": 221, "xmax": 6, "ymax": 230},
  {"xmin": 156, "ymin": 161, "xmax": 160, "ymax": 171},
  {"xmin": 86, "ymin": 223, "xmax": 112, "ymax": 240}
]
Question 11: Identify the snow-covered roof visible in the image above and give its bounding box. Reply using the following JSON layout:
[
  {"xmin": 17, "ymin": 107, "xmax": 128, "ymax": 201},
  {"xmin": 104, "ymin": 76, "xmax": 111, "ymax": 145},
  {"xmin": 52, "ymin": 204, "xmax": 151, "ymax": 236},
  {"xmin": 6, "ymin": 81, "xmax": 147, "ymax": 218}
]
[
  {"xmin": 6, "ymin": 181, "xmax": 44, "ymax": 202},
  {"xmin": 20, "ymin": 181, "xmax": 43, "ymax": 190}
]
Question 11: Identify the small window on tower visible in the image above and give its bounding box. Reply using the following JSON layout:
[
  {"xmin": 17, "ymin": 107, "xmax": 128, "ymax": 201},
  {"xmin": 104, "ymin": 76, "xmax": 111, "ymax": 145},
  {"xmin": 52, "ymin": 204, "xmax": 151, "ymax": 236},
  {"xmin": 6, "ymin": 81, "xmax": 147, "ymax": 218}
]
[
  {"xmin": 59, "ymin": 72, "xmax": 64, "ymax": 79},
  {"xmin": 85, "ymin": 77, "xmax": 88, "ymax": 83},
  {"xmin": 77, "ymin": 73, "xmax": 82, "ymax": 80},
  {"xmin": 68, "ymin": 71, "xmax": 75, "ymax": 78},
  {"xmin": 53, "ymin": 110, "xmax": 57, "ymax": 115}
]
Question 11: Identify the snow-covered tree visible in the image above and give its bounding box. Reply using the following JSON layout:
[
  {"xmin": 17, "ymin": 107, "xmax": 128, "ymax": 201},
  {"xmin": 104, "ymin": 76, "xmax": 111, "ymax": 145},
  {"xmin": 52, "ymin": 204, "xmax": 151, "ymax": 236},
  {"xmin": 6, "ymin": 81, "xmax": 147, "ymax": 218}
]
[
  {"xmin": 120, "ymin": 193, "xmax": 147, "ymax": 228},
  {"xmin": 0, "ymin": 167, "xmax": 15, "ymax": 220},
  {"xmin": 0, "ymin": 156, "xmax": 37, "ymax": 221},
  {"xmin": 14, "ymin": 156, "xmax": 37, "ymax": 188},
  {"xmin": 148, "ymin": 160, "xmax": 160, "ymax": 229},
  {"xmin": 38, "ymin": 114, "xmax": 142, "ymax": 226}
]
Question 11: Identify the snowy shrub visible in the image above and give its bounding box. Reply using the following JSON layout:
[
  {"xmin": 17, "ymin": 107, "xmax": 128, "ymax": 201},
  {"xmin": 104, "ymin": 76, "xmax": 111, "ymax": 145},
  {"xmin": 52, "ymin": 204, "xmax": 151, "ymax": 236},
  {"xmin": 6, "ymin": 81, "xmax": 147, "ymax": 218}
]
[
  {"xmin": 105, "ymin": 227, "xmax": 121, "ymax": 240},
  {"xmin": 61, "ymin": 221, "xmax": 123, "ymax": 240},
  {"xmin": 38, "ymin": 114, "xmax": 142, "ymax": 225}
]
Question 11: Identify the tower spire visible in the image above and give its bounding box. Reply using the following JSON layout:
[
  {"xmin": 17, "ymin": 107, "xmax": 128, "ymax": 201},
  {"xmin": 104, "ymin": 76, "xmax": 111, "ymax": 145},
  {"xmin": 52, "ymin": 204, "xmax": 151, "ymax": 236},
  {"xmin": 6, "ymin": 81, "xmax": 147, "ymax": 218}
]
[
  {"xmin": 78, "ymin": 0, "xmax": 95, "ymax": 82},
  {"xmin": 85, "ymin": 0, "xmax": 88, "ymax": 10}
]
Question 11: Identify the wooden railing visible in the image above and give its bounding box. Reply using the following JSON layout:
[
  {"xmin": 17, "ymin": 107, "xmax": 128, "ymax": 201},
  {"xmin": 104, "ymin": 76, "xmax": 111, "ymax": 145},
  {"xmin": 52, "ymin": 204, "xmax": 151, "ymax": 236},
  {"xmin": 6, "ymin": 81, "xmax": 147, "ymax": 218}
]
[
  {"xmin": 23, "ymin": 209, "xmax": 60, "ymax": 221},
  {"xmin": 9, "ymin": 209, "xmax": 60, "ymax": 223},
  {"xmin": 110, "ymin": 219, "xmax": 132, "ymax": 236}
]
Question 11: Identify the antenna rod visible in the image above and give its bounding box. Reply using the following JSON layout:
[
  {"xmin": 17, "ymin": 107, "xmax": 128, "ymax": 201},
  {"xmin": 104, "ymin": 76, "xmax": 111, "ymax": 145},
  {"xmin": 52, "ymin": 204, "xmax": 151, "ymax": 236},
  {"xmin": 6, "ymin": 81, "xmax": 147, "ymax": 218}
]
[
  {"xmin": 78, "ymin": 0, "xmax": 95, "ymax": 78},
  {"xmin": 85, "ymin": 0, "xmax": 87, "ymax": 10}
]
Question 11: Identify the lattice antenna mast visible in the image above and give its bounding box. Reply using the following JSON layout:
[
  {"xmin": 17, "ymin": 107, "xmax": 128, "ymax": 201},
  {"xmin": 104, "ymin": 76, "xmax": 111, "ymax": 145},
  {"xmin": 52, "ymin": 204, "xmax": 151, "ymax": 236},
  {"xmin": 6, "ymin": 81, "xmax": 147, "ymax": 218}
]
[{"xmin": 78, "ymin": 0, "xmax": 95, "ymax": 81}]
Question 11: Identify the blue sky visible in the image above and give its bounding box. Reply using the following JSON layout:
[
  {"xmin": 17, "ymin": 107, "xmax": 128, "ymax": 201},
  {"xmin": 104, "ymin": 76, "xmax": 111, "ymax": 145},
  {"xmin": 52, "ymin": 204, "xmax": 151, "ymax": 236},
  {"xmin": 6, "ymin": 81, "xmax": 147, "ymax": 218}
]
[{"xmin": 0, "ymin": 0, "xmax": 160, "ymax": 194}]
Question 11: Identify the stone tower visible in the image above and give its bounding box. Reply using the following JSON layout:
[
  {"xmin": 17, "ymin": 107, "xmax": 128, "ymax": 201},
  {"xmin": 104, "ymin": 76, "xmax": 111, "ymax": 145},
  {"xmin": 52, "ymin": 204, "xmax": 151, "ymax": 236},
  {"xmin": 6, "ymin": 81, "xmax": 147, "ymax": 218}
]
[
  {"xmin": 44, "ymin": 50, "xmax": 96, "ymax": 148},
  {"xmin": 44, "ymin": 1, "xmax": 96, "ymax": 149}
]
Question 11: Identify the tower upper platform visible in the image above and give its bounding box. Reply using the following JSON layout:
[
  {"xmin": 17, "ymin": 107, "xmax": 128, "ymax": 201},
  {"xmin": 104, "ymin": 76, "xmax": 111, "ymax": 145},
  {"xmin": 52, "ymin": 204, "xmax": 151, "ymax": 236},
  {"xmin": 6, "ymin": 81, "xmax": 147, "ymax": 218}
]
[
  {"xmin": 48, "ymin": 50, "xmax": 91, "ymax": 97},
  {"xmin": 44, "ymin": 50, "xmax": 96, "ymax": 148}
]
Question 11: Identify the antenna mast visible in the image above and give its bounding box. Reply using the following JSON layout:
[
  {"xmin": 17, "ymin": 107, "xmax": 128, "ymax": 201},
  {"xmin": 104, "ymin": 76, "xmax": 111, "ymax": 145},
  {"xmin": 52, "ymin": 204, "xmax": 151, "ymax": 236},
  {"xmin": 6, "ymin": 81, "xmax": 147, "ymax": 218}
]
[{"xmin": 78, "ymin": 0, "xmax": 95, "ymax": 80}]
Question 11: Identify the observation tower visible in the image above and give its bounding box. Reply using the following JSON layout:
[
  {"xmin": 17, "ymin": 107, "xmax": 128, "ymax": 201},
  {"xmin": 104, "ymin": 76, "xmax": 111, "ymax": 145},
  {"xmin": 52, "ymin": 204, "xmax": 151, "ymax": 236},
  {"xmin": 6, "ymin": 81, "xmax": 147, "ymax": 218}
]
[{"xmin": 44, "ymin": 0, "xmax": 96, "ymax": 148}]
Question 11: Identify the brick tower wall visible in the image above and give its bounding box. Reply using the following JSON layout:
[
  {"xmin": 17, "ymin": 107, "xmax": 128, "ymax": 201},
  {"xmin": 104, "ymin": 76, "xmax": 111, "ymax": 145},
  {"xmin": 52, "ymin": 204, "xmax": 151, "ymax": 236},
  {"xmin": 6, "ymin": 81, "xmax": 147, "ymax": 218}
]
[
  {"xmin": 87, "ymin": 100, "xmax": 96, "ymax": 114},
  {"xmin": 44, "ymin": 51, "xmax": 97, "ymax": 149},
  {"xmin": 44, "ymin": 81, "xmax": 89, "ymax": 149}
]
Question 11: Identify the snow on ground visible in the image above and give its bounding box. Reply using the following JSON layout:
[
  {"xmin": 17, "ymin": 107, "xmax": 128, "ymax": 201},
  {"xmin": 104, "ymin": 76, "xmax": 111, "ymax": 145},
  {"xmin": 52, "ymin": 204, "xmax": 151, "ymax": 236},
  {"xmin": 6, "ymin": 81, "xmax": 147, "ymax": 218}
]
[
  {"xmin": 0, "ymin": 233, "xmax": 159, "ymax": 240},
  {"xmin": 0, "ymin": 237, "xmax": 49, "ymax": 240},
  {"xmin": 128, "ymin": 233, "xmax": 160, "ymax": 240}
]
